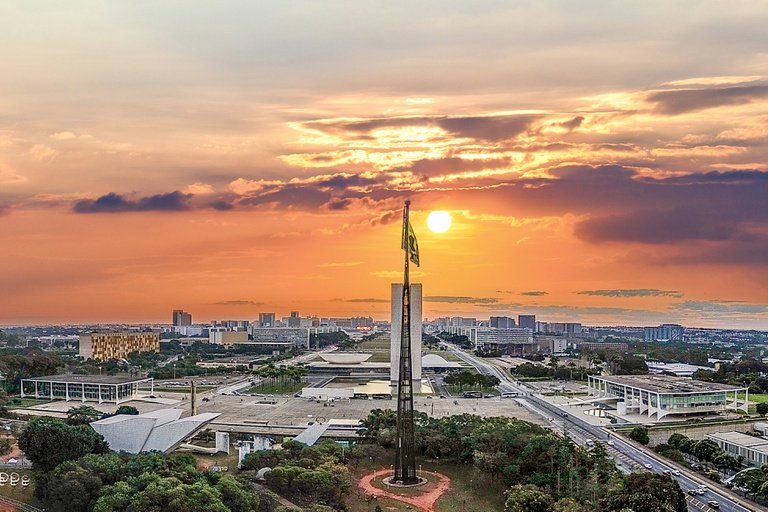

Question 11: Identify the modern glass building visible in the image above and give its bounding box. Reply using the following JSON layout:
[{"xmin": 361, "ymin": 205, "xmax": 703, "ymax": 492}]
[
  {"xmin": 587, "ymin": 374, "xmax": 748, "ymax": 421},
  {"xmin": 20, "ymin": 374, "xmax": 153, "ymax": 404}
]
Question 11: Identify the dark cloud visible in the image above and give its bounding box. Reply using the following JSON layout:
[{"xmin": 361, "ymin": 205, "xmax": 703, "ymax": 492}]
[
  {"xmin": 73, "ymin": 191, "xmax": 192, "ymax": 213},
  {"xmin": 647, "ymin": 85, "xmax": 768, "ymax": 115},
  {"xmin": 521, "ymin": 291, "xmax": 548, "ymax": 296},
  {"xmin": 315, "ymin": 174, "xmax": 381, "ymax": 189},
  {"xmin": 574, "ymin": 207, "xmax": 736, "ymax": 244},
  {"xmin": 306, "ymin": 114, "xmax": 538, "ymax": 142},
  {"xmin": 326, "ymin": 197, "xmax": 351, "ymax": 210},
  {"xmin": 396, "ymin": 156, "xmax": 511, "ymax": 178},
  {"xmin": 437, "ymin": 115, "xmax": 538, "ymax": 142},
  {"xmin": 657, "ymin": 169, "xmax": 768, "ymax": 184},
  {"xmin": 213, "ymin": 300, "xmax": 263, "ymax": 306},
  {"xmin": 210, "ymin": 200, "xmax": 234, "ymax": 211},
  {"xmin": 577, "ymin": 289, "xmax": 683, "ymax": 298},
  {"xmin": 341, "ymin": 298, "xmax": 389, "ymax": 303},
  {"xmin": 0, "ymin": 205, "xmax": 10, "ymax": 217},
  {"xmin": 670, "ymin": 300, "xmax": 768, "ymax": 314},
  {"xmin": 424, "ymin": 295, "xmax": 499, "ymax": 304}
]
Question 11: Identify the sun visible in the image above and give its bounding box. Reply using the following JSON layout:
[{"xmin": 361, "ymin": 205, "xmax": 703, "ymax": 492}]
[{"xmin": 426, "ymin": 210, "xmax": 452, "ymax": 233}]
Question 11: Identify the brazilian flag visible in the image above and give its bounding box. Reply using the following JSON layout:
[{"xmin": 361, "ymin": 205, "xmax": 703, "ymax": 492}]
[{"xmin": 401, "ymin": 217, "xmax": 420, "ymax": 267}]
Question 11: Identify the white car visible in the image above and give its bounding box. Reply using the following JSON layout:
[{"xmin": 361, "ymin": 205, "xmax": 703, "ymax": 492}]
[
  {"xmin": 7, "ymin": 458, "xmax": 18, "ymax": 464},
  {"xmin": 672, "ymin": 470, "xmax": 681, "ymax": 476},
  {"xmin": 643, "ymin": 463, "xmax": 653, "ymax": 470},
  {"xmin": 607, "ymin": 440, "xmax": 615, "ymax": 446}
]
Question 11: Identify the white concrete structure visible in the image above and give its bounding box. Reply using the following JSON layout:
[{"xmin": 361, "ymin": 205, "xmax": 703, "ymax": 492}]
[
  {"xmin": 319, "ymin": 353, "xmax": 373, "ymax": 364},
  {"xmin": 90, "ymin": 408, "xmax": 221, "ymax": 454},
  {"xmin": 448, "ymin": 326, "xmax": 534, "ymax": 355},
  {"xmin": 390, "ymin": 283, "xmax": 422, "ymax": 384},
  {"xmin": 646, "ymin": 362, "xmax": 710, "ymax": 377},
  {"xmin": 587, "ymin": 374, "xmax": 748, "ymax": 421}
]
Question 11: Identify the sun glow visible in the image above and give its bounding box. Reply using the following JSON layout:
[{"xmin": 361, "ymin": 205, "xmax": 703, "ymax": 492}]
[{"xmin": 426, "ymin": 210, "xmax": 452, "ymax": 233}]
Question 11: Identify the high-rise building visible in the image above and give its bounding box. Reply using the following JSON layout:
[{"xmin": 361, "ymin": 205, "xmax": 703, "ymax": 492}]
[
  {"xmin": 518, "ymin": 314, "xmax": 536, "ymax": 331},
  {"xmin": 390, "ymin": 283, "xmax": 422, "ymax": 384},
  {"xmin": 258, "ymin": 312, "xmax": 276, "ymax": 327},
  {"xmin": 79, "ymin": 332, "xmax": 160, "ymax": 361},
  {"xmin": 172, "ymin": 309, "xmax": 192, "ymax": 326},
  {"xmin": 490, "ymin": 316, "xmax": 516, "ymax": 328},
  {"xmin": 448, "ymin": 326, "xmax": 534, "ymax": 356},
  {"xmin": 287, "ymin": 311, "xmax": 301, "ymax": 328},
  {"xmin": 644, "ymin": 324, "xmax": 685, "ymax": 342}
]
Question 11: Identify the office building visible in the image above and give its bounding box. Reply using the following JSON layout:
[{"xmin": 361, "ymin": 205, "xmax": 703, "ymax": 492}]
[
  {"xmin": 287, "ymin": 311, "xmax": 301, "ymax": 328},
  {"xmin": 577, "ymin": 340, "xmax": 628, "ymax": 352},
  {"xmin": 644, "ymin": 324, "xmax": 685, "ymax": 342},
  {"xmin": 706, "ymin": 432, "xmax": 768, "ymax": 468},
  {"xmin": 547, "ymin": 322, "xmax": 583, "ymax": 335},
  {"xmin": 209, "ymin": 331, "xmax": 250, "ymax": 346},
  {"xmin": 79, "ymin": 332, "xmax": 160, "ymax": 361},
  {"xmin": 172, "ymin": 309, "xmax": 192, "ymax": 326},
  {"xmin": 448, "ymin": 326, "xmax": 534, "ymax": 356},
  {"xmin": 490, "ymin": 316, "xmax": 516, "ymax": 328},
  {"xmin": 449, "ymin": 316, "xmax": 476, "ymax": 327},
  {"xmin": 20, "ymin": 374, "xmax": 153, "ymax": 404},
  {"xmin": 259, "ymin": 312, "xmax": 276, "ymax": 327},
  {"xmin": 518, "ymin": 315, "xmax": 536, "ymax": 331},
  {"xmin": 536, "ymin": 336, "xmax": 569, "ymax": 355},
  {"xmin": 587, "ymin": 374, "xmax": 748, "ymax": 421},
  {"xmin": 391, "ymin": 283, "xmax": 423, "ymax": 383}
]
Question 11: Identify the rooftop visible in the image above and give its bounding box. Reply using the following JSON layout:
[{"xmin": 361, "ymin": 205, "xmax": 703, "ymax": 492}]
[
  {"xmin": 22, "ymin": 374, "xmax": 152, "ymax": 385},
  {"xmin": 707, "ymin": 431, "xmax": 768, "ymax": 453},
  {"xmin": 593, "ymin": 374, "xmax": 746, "ymax": 394}
]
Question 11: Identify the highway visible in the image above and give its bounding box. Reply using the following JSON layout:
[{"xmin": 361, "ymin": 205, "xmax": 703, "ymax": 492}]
[{"xmin": 441, "ymin": 343, "xmax": 755, "ymax": 512}]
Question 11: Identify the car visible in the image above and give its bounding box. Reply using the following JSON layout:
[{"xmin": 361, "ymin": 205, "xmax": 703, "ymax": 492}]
[
  {"xmin": 672, "ymin": 470, "xmax": 681, "ymax": 476},
  {"xmin": 201, "ymin": 397, "xmax": 210, "ymax": 402},
  {"xmin": 7, "ymin": 458, "xmax": 17, "ymax": 464},
  {"xmin": 687, "ymin": 490, "xmax": 697, "ymax": 496},
  {"xmin": 662, "ymin": 470, "xmax": 671, "ymax": 476},
  {"xmin": 697, "ymin": 485, "xmax": 708, "ymax": 491},
  {"xmin": 607, "ymin": 440, "xmax": 615, "ymax": 446},
  {"xmin": 707, "ymin": 501, "xmax": 720, "ymax": 509},
  {"xmin": 643, "ymin": 463, "xmax": 652, "ymax": 470}
]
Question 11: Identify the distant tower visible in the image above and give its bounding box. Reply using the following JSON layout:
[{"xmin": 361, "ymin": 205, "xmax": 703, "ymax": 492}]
[
  {"xmin": 172, "ymin": 309, "xmax": 192, "ymax": 326},
  {"xmin": 390, "ymin": 283, "xmax": 422, "ymax": 385},
  {"xmin": 518, "ymin": 314, "xmax": 536, "ymax": 332}
]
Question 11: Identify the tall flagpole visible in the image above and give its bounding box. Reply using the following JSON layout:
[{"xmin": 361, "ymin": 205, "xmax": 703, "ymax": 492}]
[{"xmin": 394, "ymin": 199, "xmax": 418, "ymax": 484}]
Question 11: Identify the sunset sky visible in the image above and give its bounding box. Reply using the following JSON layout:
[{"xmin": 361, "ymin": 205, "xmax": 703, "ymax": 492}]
[{"xmin": 1, "ymin": 2, "xmax": 767, "ymax": 328}]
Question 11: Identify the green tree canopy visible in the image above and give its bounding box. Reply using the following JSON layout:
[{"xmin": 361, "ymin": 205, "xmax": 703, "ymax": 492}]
[
  {"xmin": 18, "ymin": 417, "xmax": 109, "ymax": 472},
  {"xmin": 504, "ymin": 484, "xmax": 554, "ymax": 512}
]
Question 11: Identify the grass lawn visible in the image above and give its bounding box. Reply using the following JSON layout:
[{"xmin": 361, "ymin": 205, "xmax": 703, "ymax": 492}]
[
  {"xmin": 358, "ymin": 337, "xmax": 392, "ymax": 351},
  {"xmin": 0, "ymin": 469, "xmax": 43, "ymax": 508},
  {"xmin": 749, "ymin": 394, "xmax": 768, "ymax": 403},
  {"xmin": 366, "ymin": 352, "xmax": 391, "ymax": 363},
  {"xmin": 245, "ymin": 382, "xmax": 305, "ymax": 395},
  {"xmin": 424, "ymin": 350, "xmax": 462, "ymax": 362}
]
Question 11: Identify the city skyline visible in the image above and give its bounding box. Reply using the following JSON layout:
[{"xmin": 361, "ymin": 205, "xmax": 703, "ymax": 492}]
[{"xmin": 1, "ymin": 3, "xmax": 767, "ymax": 328}]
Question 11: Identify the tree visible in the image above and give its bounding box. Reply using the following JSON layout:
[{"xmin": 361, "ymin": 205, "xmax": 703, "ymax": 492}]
[
  {"xmin": 18, "ymin": 417, "xmax": 109, "ymax": 472},
  {"xmin": 628, "ymin": 426, "xmax": 649, "ymax": 445},
  {"xmin": 67, "ymin": 405, "xmax": 103, "ymax": 425},
  {"xmin": 600, "ymin": 473, "xmax": 687, "ymax": 512},
  {"xmin": 93, "ymin": 473, "xmax": 231, "ymax": 512},
  {"xmin": 0, "ymin": 437, "xmax": 12, "ymax": 456},
  {"xmin": 114, "ymin": 405, "xmax": 139, "ymax": 416},
  {"xmin": 504, "ymin": 484, "xmax": 554, "ymax": 512},
  {"xmin": 757, "ymin": 402, "xmax": 768, "ymax": 415},
  {"xmin": 554, "ymin": 498, "xmax": 587, "ymax": 512}
]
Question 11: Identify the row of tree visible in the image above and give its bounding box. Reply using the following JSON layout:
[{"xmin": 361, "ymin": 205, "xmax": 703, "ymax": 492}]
[
  {"xmin": 694, "ymin": 359, "xmax": 768, "ymax": 394},
  {"xmin": 443, "ymin": 369, "xmax": 500, "ymax": 391},
  {"xmin": 253, "ymin": 363, "xmax": 309, "ymax": 390}
]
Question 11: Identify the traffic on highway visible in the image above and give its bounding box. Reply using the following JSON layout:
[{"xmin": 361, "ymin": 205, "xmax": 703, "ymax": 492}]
[{"xmin": 440, "ymin": 343, "xmax": 756, "ymax": 512}]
